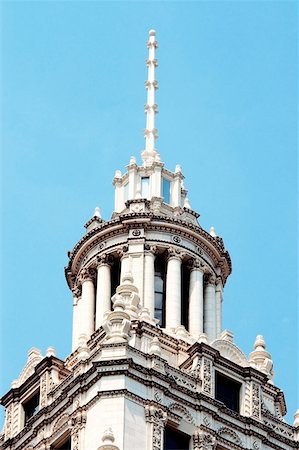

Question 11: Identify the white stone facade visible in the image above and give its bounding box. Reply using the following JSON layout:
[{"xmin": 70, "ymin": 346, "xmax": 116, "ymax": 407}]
[{"xmin": 1, "ymin": 29, "xmax": 298, "ymax": 450}]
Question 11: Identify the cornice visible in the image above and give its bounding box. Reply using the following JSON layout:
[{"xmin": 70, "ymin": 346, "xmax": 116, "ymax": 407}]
[{"xmin": 65, "ymin": 212, "xmax": 232, "ymax": 289}]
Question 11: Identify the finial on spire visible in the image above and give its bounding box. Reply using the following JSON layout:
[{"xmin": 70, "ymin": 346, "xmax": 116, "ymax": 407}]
[{"xmin": 141, "ymin": 30, "xmax": 160, "ymax": 167}]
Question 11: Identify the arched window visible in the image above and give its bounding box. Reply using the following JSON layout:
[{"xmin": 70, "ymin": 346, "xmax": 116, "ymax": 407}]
[{"xmin": 154, "ymin": 255, "xmax": 166, "ymax": 327}]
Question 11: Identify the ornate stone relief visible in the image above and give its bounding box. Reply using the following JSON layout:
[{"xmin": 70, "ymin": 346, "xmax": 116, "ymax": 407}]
[
  {"xmin": 167, "ymin": 403, "xmax": 195, "ymax": 425},
  {"xmin": 217, "ymin": 427, "xmax": 242, "ymax": 446},
  {"xmin": 211, "ymin": 339, "xmax": 248, "ymax": 367},
  {"xmin": 71, "ymin": 410, "xmax": 87, "ymax": 450},
  {"xmin": 12, "ymin": 348, "xmax": 42, "ymax": 388},
  {"xmin": 251, "ymin": 382, "xmax": 261, "ymax": 420},
  {"xmin": 144, "ymin": 405, "xmax": 167, "ymax": 450},
  {"xmin": 202, "ymin": 358, "xmax": 213, "ymax": 397},
  {"xmin": 193, "ymin": 429, "xmax": 216, "ymax": 450},
  {"xmin": 40, "ymin": 373, "xmax": 48, "ymax": 408},
  {"xmin": 4, "ymin": 403, "xmax": 13, "ymax": 440}
]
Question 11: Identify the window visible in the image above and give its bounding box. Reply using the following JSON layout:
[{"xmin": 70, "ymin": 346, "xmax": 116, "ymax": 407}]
[
  {"xmin": 141, "ymin": 177, "xmax": 150, "ymax": 198},
  {"xmin": 154, "ymin": 256, "xmax": 166, "ymax": 327},
  {"xmin": 215, "ymin": 372, "xmax": 241, "ymax": 413},
  {"xmin": 124, "ymin": 182, "xmax": 129, "ymax": 202},
  {"xmin": 162, "ymin": 178, "xmax": 171, "ymax": 204},
  {"xmin": 23, "ymin": 391, "xmax": 40, "ymax": 423},
  {"xmin": 111, "ymin": 257, "xmax": 121, "ymax": 298},
  {"xmin": 52, "ymin": 436, "xmax": 71, "ymax": 450},
  {"xmin": 164, "ymin": 427, "xmax": 190, "ymax": 450},
  {"xmin": 181, "ymin": 261, "xmax": 190, "ymax": 330}
]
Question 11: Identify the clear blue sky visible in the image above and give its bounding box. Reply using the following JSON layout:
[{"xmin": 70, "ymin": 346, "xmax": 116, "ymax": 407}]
[{"xmin": 1, "ymin": 1, "xmax": 297, "ymax": 425}]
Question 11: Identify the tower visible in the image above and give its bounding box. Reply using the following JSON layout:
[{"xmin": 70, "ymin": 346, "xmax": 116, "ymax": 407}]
[{"xmin": 1, "ymin": 30, "xmax": 298, "ymax": 450}]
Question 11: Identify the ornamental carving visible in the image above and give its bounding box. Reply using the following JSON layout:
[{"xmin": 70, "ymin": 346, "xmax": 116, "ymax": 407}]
[
  {"xmin": 132, "ymin": 229, "xmax": 141, "ymax": 237},
  {"xmin": 217, "ymin": 427, "xmax": 242, "ymax": 445},
  {"xmin": 202, "ymin": 358, "xmax": 212, "ymax": 396},
  {"xmin": 78, "ymin": 267, "xmax": 96, "ymax": 284},
  {"xmin": 171, "ymin": 235, "xmax": 182, "ymax": 244},
  {"xmin": 204, "ymin": 273, "xmax": 216, "ymax": 286},
  {"xmin": 193, "ymin": 429, "xmax": 216, "ymax": 450},
  {"xmin": 5, "ymin": 403, "xmax": 13, "ymax": 440},
  {"xmin": 166, "ymin": 247, "xmax": 183, "ymax": 260},
  {"xmin": 145, "ymin": 406, "xmax": 167, "ymax": 450},
  {"xmin": 96, "ymin": 253, "xmax": 113, "ymax": 267},
  {"xmin": 40, "ymin": 373, "xmax": 47, "ymax": 407},
  {"xmin": 252, "ymin": 383, "xmax": 261, "ymax": 419},
  {"xmin": 168, "ymin": 403, "xmax": 195, "ymax": 425}
]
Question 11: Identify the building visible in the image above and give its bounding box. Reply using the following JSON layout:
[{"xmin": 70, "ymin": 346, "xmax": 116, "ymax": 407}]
[{"xmin": 1, "ymin": 29, "xmax": 298, "ymax": 450}]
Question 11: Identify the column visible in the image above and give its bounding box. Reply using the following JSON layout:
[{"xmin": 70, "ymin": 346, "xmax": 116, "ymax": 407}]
[
  {"xmin": 166, "ymin": 250, "xmax": 181, "ymax": 329},
  {"xmin": 204, "ymin": 274, "xmax": 217, "ymax": 342},
  {"xmin": 96, "ymin": 255, "xmax": 112, "ymax": 329},
  {"xmin": 78, "ymin": 268, "xmax": 96, "ymax": 341},
  {"xmin": 144, "ymin": 246, "xmax": 155, "ymax": 318},
  {"xmin": 215, "ymin": 277, "xmax": 223, "ymax": 337},
  {"xmin": 72, "ymin": 287, "xmax": 81, "ymax": 351},
  {"xmin": 188, "ymin": 259, "xmax": 204, "ymax": 338}
]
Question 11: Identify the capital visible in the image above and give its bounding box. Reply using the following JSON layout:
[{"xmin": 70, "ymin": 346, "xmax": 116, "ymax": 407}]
[
  {"xmin": 188, "ymin": 258, "xmax": 205, "ymax": 272},
  {"xmin": 144, "ymin": 244, "xmax": 157, "ymax": 255},
  {"xmin": 166, "ymin": 247, "xmax": 183, "ymax": 261},
  {"xmin": 79, "ymin": 267, "xmax": 97, "ymax": 284},
  {"xmin": 204, "ymin": 273, "xmax": 216, "ymax": 287},
  {"xmin": 96, "ymin": 253, "xmax": 113, "ymax": 268}
]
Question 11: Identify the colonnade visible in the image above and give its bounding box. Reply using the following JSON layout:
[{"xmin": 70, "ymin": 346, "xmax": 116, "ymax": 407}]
[{"xmin": 71, "ymin": 248, "xmax": 223, "ymax": 351}]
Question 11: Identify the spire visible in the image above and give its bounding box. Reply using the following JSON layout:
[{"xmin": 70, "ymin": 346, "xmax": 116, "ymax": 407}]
[{"xmin": 141, "ymin": 29, "xmax": 160, "ymax": 167}]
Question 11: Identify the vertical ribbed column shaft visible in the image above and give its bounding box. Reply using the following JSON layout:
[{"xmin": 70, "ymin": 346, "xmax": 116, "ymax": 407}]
[
  {"xmin": 215, "ymin": 278, "xmax": 223, "ymax": 337},
  {"xmin": 166, "ymin": 254, "xmax": 181, "ymax": 329},
  {"xmin": 188, "ymin": 263, "xmax": 204, "ymax": 337},
  {"xmin": 72, "ymin": 289, "xmax": 80, "ymax": 351},
  {"xmin": 96, "ymin": 259, "xmax": 111, "ymax": 329},
  {"xmin": 204, "ymin": 275, "xmax": 217, "ymax": 342},
  {"xmin": 144, "ymin": 249, "xmax": 155, "ymax": 317},
  {"xmin": 79, "ymin": 270, "xmax": 96, "ymax": 340}
]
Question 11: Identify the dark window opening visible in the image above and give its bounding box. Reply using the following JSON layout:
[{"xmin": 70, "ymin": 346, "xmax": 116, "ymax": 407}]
[
  {"xmin": 154, "ymin": 255, "xmax": 166, "ymax": 327},
  {"xmin": 164, "ymin": 427, "xmax": 190, "ymax": 450},
  {"xmin": 23, "ymin": 391, "xmax": 40, "ymax": 423},
  {"xmin": 111, "ymin": 257, "xmax": 121, "ymax": 298},
  {"xmin": 181, "ymin": 261, "xmax": 190, "ymax": 331},
  {"xmin": 215, "ymin": 372, "xmax": 241, "ymax": 413},
  {"xmin": 52, "ymin": 436, "xmax": 71, "ymax": 450}
]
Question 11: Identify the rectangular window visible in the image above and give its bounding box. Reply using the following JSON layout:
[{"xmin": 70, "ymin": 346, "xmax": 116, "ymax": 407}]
[
  {"xmin": 124, "ymin": 182, "xmax": 129, "ymax": 202},
  {"xmin": 215, "ymin": 372, "xmax": 241, "ymax": 413},
  {"xmin": 141, "ymin": 177, "xmax": 150, "ymax": 198},
  {"xmin": 162, "ymin": 178, "xmax": 171, "ymax": 204},
  {"xmin": 23, "ymin": 391, "xmax": 40, "ymax": 423},
  {"xmin": 164, "ymin": 427, "xmax": 190, "ymax": 450},
  {"xmin": 52, "ymin": 436, "xmax": 71, "ymax": 449}
]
